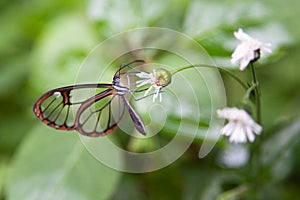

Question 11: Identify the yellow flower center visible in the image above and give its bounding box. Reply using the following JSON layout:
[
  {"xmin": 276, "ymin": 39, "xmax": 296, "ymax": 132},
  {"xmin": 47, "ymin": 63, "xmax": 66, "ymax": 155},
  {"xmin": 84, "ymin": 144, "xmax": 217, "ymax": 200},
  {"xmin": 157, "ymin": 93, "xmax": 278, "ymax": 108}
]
[{"xmin": 155, "ymin": 68, "xmax": 172, "ymax": 87}]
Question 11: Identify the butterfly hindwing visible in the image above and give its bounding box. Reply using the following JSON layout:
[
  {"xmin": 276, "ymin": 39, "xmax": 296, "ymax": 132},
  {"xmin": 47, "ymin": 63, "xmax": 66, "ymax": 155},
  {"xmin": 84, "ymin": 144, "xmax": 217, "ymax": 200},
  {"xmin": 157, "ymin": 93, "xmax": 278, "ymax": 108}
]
[{"xmin": 75, "ymin": 88, "xmax": 126, "ymax": 137}]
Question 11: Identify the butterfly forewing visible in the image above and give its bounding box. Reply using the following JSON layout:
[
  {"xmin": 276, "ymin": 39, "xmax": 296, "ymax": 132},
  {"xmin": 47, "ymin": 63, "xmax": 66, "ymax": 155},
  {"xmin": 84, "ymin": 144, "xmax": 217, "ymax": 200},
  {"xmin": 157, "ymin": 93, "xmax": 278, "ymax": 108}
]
[
  {"xmin": 42, "ymin": 93, "xmax": 75, "ymax": 128},
  {"xmin": 34, "ymin": 90, "xmax": 74, "ymax": 130},
  {"xmin": 33, "ymin": 84, "xmax": 115, "ymax": 132}
]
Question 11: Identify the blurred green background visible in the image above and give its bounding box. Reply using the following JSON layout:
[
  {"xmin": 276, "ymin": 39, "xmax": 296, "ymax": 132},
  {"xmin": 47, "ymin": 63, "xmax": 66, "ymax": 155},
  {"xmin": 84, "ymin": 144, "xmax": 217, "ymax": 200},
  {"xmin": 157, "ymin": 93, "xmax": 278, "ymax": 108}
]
[{"xmin": 1, "ymin": 0, "xmax": 300, "ymax": 199}]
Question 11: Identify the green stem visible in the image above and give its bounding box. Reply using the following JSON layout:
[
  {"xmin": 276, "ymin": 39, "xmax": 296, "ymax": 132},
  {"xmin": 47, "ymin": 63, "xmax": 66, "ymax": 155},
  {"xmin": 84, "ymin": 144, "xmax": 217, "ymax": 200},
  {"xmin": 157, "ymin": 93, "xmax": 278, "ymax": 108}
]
[
  {"xmin": 171, "ymin": 64, "xmax": 247, "ymax": 90},
  {"xmin": 243, "ymin": 83, "xmax": 257, "ymax": 103},
  {"xmin": 250, "ymin": 63, "xmax": 261, "ymax": 123},
  {"xmin": 249, "ymin": 62, "xmax": 264, "ymax": 184},
  {"xmin": 217, "ymin": 184, "xmax": 249, "ymax": 200}
]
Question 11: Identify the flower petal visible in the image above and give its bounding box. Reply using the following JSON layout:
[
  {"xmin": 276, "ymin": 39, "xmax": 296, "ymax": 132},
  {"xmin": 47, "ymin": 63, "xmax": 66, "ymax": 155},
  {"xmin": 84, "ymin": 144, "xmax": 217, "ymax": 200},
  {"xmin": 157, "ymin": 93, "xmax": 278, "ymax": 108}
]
[
  {"xmin": 245, "ymin": 126, "xmax": 255, "ymax": 142},
  {"xmin": 234, "ymin": 28, "xmax": 253, "ymax": 42},
  {"xmin": 231, "ymin": 28, "xmax": 272, "ymax": 70},
  {"xmin": 144, "ymin": 86, "xmax": 153, "ymax": 97},
  {"xmin": 136, "ymin": 72, "xmax": 150, "ymax": 78},
  {"xmin": 136, "ymin": 79, "xmax": 150, "ymax": 87},
  {"xmin": 252, "ymin": 123, "xmax": 263, "ymax": 135},
  {"xmin": 223, "ymin": 123, "xmax": 234, "ymax": 136},
  {"xmin": 217, "ymin": 107, "xmax": 263, "ymax": 144}
]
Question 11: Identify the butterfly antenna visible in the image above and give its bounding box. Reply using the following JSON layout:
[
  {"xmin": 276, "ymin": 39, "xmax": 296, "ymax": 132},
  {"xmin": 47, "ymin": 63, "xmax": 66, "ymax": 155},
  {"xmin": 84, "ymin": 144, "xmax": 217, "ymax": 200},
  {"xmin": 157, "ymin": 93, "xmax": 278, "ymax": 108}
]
[{"xmin": 115, "ymin": 60, "xmax": 145, "ymax": 76}]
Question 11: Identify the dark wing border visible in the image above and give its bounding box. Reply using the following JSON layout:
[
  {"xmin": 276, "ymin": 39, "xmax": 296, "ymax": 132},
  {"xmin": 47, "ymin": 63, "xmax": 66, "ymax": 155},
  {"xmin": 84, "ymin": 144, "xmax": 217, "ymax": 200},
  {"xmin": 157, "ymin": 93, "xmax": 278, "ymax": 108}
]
[{"xmin": 33, "ymin": 84, "xmax": 112, "ymax": 131}]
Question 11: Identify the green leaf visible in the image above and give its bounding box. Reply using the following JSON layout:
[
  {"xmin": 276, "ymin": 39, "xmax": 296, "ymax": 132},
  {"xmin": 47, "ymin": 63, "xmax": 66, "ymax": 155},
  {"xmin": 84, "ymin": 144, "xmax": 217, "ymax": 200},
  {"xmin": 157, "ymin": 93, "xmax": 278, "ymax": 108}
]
[
  {"xmin": 87, "ymin": 0, "xmax": 175, "ymax": 35},
  {"xmin": 262, "ymin": 119, "xmax": 300, "ymax": 181},
  {"xmin": 0, "ymin": 56, "xmax": 28, "ymax": 97},
  {"xmin": 7, "ymin": 125, "xmax": 121, "ymax": 200},
  {"xmin": 0, "ymin": 113, "xmax": 33, "ymax": 152},
  {"xmin": 265, "ymin": 0, "xmax": 300, "ymax": 41},
  {"xmin": 183, "ymin": 1, "xmax": 269, "ymax": 36},
  {"xmin": 30, "ymin": 13, "xmax": 99, "ymax": 91},
  {"xmin": 0, "ymin": 157, "xmax": 9, "ymax": 199}
]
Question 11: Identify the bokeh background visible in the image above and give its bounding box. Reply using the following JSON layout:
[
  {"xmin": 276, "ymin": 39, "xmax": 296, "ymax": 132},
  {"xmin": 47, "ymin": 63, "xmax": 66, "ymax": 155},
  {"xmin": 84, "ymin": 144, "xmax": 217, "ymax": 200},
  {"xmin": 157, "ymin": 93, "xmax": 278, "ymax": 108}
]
[{"xmin": 1, "ymin": 0, "xmax": 300, "ymax": 199}]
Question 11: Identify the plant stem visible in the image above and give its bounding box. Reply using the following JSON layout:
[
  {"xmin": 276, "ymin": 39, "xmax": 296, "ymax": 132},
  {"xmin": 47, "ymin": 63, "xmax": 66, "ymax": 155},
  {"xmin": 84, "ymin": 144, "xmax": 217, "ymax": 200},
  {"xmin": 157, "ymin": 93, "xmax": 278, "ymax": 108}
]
[
  {"xmin": 217, "ymin": 184, "xmax": 249, "ymax": 200},
  {"xmin": 172, "ymin": 64, "xmax": 248, "ymax": 90},
  {"xmin": 249, "ymin": 62, "xmax": 263, "ymax": 184},
  {"xmin": 249, "ymin": 63, "xmax": 261, "ymax": 123}
]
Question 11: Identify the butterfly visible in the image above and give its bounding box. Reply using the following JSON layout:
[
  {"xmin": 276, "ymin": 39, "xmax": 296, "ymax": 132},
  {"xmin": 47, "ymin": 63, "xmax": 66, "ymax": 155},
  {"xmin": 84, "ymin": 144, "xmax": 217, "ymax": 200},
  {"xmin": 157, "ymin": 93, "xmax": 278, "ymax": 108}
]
[{"xmin": 33, "ymin": 60, "xmax": 147, "ymax": 137}]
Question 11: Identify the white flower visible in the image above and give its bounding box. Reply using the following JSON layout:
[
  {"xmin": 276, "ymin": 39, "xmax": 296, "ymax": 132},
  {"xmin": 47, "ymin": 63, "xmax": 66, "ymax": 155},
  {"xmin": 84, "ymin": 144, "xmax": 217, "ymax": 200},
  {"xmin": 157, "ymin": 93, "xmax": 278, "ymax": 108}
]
[
  {"xmin": 231, "ymin": 28, "xmax": 272, "ymax": 70},
  {"xmin": 217, "ymin": 107, "xmax": 262, "ymax": 144},
  {"xmin": 219, "ymin": 144, "xmax": 249, "ymax": 168},
  {"xmin": 136, "ymin": 70, "xmax": 163, "ymax": 102}
]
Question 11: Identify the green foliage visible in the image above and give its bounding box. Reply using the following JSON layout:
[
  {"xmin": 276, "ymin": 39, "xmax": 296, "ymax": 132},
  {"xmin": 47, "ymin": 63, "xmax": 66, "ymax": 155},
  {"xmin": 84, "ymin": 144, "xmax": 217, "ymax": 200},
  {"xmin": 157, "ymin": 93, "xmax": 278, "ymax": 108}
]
[
  {"xmin": 1, "ymin": 0, "xmax": 300, "ymax": 199},
  {"xmin": 7, "ymin": 125, "xmax": 120, "ymax": 200}
]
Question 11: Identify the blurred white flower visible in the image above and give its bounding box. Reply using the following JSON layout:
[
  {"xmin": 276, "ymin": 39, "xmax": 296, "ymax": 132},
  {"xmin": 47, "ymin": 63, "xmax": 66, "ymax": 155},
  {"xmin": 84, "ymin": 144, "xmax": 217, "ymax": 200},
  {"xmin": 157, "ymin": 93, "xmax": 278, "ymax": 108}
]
[
  {"xmin": 217, "ymin": 107, "xmax": 262, "ymax": 144},
  {"xmin": 218, "ymin": 144, "xmax": 249, "ymax": 168},
  {"xmin": 231, "ymin": 28, "xmax": 272, "ymax": 70},
  {"xmin": 136, "ymin": 70, "xmax": 163, "ymax": 102}
]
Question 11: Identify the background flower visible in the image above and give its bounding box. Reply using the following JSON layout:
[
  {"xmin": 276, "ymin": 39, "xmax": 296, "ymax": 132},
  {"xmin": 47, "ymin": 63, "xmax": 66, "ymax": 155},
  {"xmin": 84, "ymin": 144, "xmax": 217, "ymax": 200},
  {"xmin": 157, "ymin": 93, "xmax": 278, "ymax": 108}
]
[
  {"xmin": 217, "ymin": 107, "xmax": 263, "ymax": 143},
  {"xmin": 231, "ymin": 28, "xmax": 272, "ymax": 70}
]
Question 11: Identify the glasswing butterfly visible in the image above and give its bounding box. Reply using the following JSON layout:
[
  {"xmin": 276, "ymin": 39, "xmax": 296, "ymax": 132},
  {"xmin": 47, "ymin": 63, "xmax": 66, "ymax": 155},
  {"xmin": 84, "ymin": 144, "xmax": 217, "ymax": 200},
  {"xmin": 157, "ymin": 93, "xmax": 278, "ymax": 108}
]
[{"xmin": 33, "ymin": 60, "xmax": 147, "ymax": 137}]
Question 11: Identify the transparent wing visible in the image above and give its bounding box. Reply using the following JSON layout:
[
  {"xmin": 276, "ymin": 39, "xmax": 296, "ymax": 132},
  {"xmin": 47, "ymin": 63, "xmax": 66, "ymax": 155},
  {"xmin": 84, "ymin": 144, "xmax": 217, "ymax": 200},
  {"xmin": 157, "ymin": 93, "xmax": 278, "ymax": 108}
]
[
  {"xmin": 74, "ymin": 89, "xmax": 126, "ymax": 137},
  {"xmin": 33, "ymin": 84, "xmax": 117, "ymax": 133}
]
